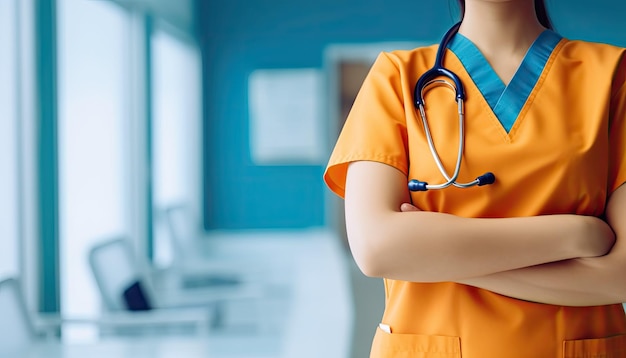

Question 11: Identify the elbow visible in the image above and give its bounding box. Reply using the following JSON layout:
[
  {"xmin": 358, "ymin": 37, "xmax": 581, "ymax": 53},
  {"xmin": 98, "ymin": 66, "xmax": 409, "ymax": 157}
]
[
  {"xmin": 608, "ymin": 279, "xmax": 626, "ymax": 304},
  {"xmin": 345, "ymin": 209, "xmax": 421, "ymax": 279},
  {"xmin": 352, "ymin": 252, "xmax": 384, "ymax": 278},
  {"xmin": 615, "ymin": 266, "xmax": 626, "ymax": 302},
  {"xmin": 346, "ymin": 230, "xmax": 390, "ymax": 278},
  {"xmin": 594, "ymin": 257, "xmax": 626, "ymax": 304}
]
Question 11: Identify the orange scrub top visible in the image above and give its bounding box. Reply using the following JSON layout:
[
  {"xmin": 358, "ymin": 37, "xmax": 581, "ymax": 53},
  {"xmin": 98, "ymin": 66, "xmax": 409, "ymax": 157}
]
[{"xmin": 324, "ymin": 30, "xmax": 626, "ymax": 358}]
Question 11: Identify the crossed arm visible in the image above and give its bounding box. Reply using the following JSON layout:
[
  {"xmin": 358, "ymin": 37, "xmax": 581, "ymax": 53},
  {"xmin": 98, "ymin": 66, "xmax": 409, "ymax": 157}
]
[{"xmin": 344, "ymin": 161, "xmax": 626, "ymax": 307}]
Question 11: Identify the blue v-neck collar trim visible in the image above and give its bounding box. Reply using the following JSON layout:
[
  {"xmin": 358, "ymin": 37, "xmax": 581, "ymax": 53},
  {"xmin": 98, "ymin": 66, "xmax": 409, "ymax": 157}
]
[{"xmin": 448, "ymin": 30, "xmax": 562, "ymax": 133}]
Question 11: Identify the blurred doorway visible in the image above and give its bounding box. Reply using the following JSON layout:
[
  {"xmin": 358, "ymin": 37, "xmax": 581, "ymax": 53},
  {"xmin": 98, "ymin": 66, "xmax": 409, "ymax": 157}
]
[{"xmin": 332, "ymin": 60, "xmax": 371, "ymax": 250}]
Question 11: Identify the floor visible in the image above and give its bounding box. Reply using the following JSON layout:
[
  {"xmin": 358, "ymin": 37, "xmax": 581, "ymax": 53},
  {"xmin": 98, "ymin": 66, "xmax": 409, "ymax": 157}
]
[{"xmin": 202, "ymin": 228, "xmax": 354, "ymax": 358}]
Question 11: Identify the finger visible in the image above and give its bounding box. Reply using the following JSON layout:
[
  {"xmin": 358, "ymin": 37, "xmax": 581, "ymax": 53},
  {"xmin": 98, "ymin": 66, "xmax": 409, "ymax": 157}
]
[{"xmin": 400, "ymin": 203, "xmax": 420, "ymax": 212}]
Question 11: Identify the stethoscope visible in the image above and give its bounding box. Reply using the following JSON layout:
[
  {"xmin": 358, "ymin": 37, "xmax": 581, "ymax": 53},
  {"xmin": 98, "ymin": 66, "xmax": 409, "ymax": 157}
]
[{"xmin": 408, "ymin": 22, "xmax": 496, "ymax": 192}]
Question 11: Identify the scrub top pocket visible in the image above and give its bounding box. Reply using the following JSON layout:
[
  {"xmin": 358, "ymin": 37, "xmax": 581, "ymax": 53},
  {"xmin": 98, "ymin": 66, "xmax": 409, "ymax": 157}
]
[
  {"xmin": 370, "ymin": 327, "xmax": 461, "ymax": 358},
  {"xmin": 563, "ymin": 334, "xmax": 626, "ymax": 358}
]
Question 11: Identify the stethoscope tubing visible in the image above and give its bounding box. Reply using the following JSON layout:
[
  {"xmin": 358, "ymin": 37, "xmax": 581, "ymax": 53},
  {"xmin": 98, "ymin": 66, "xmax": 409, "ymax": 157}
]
[
  {"xmin": 414, "ymin": 22, "xmax": 465, "ymax": 108},
  {"xmin": 417, "ymin": 80, "xmax": 465, "ymax": 190},
  {"xmin": 409, "ymin": 22, "xmax": 495, "ymax": 192}
]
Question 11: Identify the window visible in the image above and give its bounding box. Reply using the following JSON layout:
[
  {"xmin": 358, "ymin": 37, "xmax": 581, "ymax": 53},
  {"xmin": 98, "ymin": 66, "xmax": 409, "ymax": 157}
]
[
  {"xmin": 57, "ymin": 0, "xmax": 130, "ymax": 342},
  {"xmin": 151, "ymin": 26, "xmax": 203, "ymax": 266},
  {"xmin": 0, "ymin": 0, "xmax": 19, "ymax": 278}
]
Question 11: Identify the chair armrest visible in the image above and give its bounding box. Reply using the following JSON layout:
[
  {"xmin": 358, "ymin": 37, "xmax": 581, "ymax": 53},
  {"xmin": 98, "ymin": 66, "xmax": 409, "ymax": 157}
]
[
  {"xmin": 32, "ymin": 308, "xmax": 214, "ymax": 336},
  {"xmin": 97, "ymin": 307, "xmax": 213, "ymax": 329}
]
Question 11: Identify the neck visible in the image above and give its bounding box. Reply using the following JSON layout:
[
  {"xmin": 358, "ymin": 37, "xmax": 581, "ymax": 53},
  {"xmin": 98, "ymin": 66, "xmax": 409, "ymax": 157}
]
[{"xmin": 458, "ymin": 1, "xmax": 546, "ymax": 57}]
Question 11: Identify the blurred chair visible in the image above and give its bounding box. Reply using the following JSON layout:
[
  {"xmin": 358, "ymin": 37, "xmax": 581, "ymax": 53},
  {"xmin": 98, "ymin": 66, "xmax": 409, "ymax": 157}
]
[
  {"xmin": 161, "ymin": 205, "xmax": 303, "ymax": 335},
  {"xmin": 0, "ymin": 276, "xmax": 210, "ymax": 347},
  {"xmin": 88, "ymin": 237, "xmax": 262, "ymax": 333},
  {"xmin": 159, "ymin": 204, "xmax": 268, "ymax": 290},
  {"xmin": 88, "ymin": 237, "xmax": 155, "ymax": 312},
  {"xmin": 0, "ymin": 277, "xmax": 37, "ymax": 356},
  {"xmin": 163, "ymin": 203, "xmax": 205, "ymax": 263},
  {"xmin": 0, "ymin": 277, "xmax": 69, "ymax": 352}
]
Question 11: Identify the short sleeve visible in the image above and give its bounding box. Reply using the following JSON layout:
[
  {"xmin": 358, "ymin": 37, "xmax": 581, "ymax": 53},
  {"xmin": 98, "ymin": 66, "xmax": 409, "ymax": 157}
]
[
  {"xmin": 609, "ymin": 52, "xmax": 626, "ymax": 194},
  {"xmin": 323, "ymin": 52, "xmax": 410, "ymax": 198}
]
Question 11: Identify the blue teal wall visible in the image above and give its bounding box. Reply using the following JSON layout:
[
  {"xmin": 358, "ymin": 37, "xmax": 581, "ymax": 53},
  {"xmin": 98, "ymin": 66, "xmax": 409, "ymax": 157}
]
[
  {"xmin": 197, "ymin": 0, "xmax": 626, "ymax": 230},
  {"xmin": 197, "ymin": 1, "xmax": 456, "ymax": 230},
  {"xmin": 549, "ymin": 1, "xmax": 626, "ymax": 47}
]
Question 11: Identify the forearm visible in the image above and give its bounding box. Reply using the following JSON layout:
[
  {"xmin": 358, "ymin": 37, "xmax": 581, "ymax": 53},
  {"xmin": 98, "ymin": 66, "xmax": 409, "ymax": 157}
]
[
  {"xmin": 345, "ymin": 161, "xmax": 611, "ymax": 282},
  {"xmin": 349, "ymin": 210, "xmax": 594, "ymax": 282},
  {"xmin": 458, "ymin": 184, "xmax": 626, "ymax": 306},
  {"xmin": 458, "ymin": 254, "xmax": 626, "ymax": 306}
]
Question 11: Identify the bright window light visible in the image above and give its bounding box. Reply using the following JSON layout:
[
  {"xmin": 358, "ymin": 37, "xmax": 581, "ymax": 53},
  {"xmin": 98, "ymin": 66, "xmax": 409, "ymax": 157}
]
[
  {"xmin": 0, "ymin": 0, "xmax": 19, "ymax": 279},
  {"xmin": 151, "ymin": 27, "xmax": 202, "ymax": 267},
  {"xmin": 57, "ymin": 0, "xmax": 130, "ymax": 342}
]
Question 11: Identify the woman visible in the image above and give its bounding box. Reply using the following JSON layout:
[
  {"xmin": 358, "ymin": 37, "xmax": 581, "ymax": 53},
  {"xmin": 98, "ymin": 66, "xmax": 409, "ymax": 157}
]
[{"xmin": 324, "ymin": 0, "xmax": 626, "ymax": 356}]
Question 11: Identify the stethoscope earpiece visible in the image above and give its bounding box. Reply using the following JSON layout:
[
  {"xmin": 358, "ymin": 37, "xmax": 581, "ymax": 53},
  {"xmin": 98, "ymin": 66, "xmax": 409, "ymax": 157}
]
[{"xmin": 409, "ymin": 22, "xmax": 496, "ymax": 193}]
